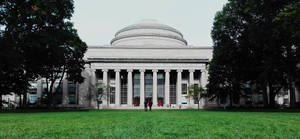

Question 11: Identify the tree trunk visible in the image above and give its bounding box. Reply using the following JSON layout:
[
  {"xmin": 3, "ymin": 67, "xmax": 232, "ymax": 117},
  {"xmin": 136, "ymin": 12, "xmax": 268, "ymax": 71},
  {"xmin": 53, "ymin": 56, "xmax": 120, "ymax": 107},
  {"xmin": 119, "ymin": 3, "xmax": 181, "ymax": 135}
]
[
  {"xmin": 48, "ymin": 83, "xmax": 53, "ymax": 108},
  {"xmin": 19, "ymin": 94, "xmax": 22, "ymax": 108},
  {"xmin": 54, "ymin": 67, "xmax": 66, "ymax": 107},
  {"xmin": 262, "ymin": 82, "xmax": 269, "ymax": 107},
  {"xmin": 268, "ymin": 82, "xmax": 276, "ymax": 108},
  {"xmin": 45, "ymin": 78, "xmax": 50, "ymax": 108},
  {"xmin": 229, "ymin": 92, "xmax": 233, "ymax": 108},
  {"xmin": 23, "ymin": 92, "xmax": 27, "ymax": 108},
  {"xmin": 289, "ymin": 81, "xmax": 296, "ymax": 108},
  {"xmin": 286, "ymin": 46, "xmax": 296, "ymax": 108},
  {"xmin": 48, "ymin": 80, "xmax": 55, "ymax": 108},
  {"xmin": 217, "ymin": 96, "xmax": 220, "ymax": 107},
  {"xmin": 197, "ymin": 100, "xmax": 200, "ymax": 109},
  {"xmin": 0, "ymin": 95, "xmax": 2, "ymax": 109}
]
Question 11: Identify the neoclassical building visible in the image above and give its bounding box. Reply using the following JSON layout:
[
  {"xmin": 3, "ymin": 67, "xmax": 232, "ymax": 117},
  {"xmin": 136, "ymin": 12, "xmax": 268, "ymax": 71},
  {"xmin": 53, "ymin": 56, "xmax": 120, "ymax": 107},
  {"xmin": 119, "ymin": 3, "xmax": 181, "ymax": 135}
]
[
  {"xmin": 2, "ymin": 20, "xmax": 298, "ymax": 109},
  {"xmin": 0, "ymin": 19, "xmax": 211, "ymax": 109},
  {"xmin": 77, "ymin": 19, "xmax": 213, "ymax": 109}
]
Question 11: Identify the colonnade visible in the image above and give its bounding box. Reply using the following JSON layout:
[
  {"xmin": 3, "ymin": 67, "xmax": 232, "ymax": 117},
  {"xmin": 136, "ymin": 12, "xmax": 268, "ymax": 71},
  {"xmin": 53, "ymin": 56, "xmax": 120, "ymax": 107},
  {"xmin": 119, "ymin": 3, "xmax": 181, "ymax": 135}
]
[{"xmin": 96, "ymin": 68, "xmax": 207, "ymax": 108}]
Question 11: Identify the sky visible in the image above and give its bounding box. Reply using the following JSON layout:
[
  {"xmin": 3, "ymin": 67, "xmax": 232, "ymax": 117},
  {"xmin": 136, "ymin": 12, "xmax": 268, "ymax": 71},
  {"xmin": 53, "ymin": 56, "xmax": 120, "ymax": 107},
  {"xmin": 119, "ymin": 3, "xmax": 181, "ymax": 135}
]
[{"xmin": 71, "ymin": 0, "xmax": 228, "ymax": 46}]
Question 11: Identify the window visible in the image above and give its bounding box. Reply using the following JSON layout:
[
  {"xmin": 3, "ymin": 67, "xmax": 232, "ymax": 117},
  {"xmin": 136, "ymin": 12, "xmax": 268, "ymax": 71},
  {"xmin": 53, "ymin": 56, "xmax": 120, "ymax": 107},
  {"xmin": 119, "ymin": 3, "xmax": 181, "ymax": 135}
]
[
  {"xmin": 121, "ymin": 85, "xmax": 127, "ymax": 104},
  {"xmin": 133, "ymin": 73, "xmax": 140, "ymax": 97},
  {"xmin": 145, "ymin": 73, "xmax": 153, "ymax": 98},
  {"xmin": 181, "ymin": 83, "xmax": 188, "ymax": 104},
  {"xmin": 182, "ymin": 83, "xmax": 187, "ymax": 95},
  {"xmin": 68, "ymin": 82, "xmax": 76, "ymax": 104},
  {"xmin": 133, "ymin": 77, "xmax": 140, "ymax": 106},
  {"xmin": 157, "ymin": 73, "xmax": 164, "ymax": 106},
  {"xmin": 170, "ymin": 84, "xmax": 176, "ymax": 104},
  {"xmin": 41, "ymin": 82, "xmax": 48, "ymax": 104},
  {"xmin": 29, "ymin": 94, "xmax": 37, "ymax": 104},
  {"xmin": 110, "ymin": 87, "xmax": 115, "ymax": 104},
  {"xmin": 157, "ymin": 73, "xmax": 164, "ymax": 98},
  {"xmin": 28, "ymin": 82, "xmax": 37, "ymax": 104},
  {"xmin": 194, "ymin": 70, "xmax": 201, "ymax": 80}
]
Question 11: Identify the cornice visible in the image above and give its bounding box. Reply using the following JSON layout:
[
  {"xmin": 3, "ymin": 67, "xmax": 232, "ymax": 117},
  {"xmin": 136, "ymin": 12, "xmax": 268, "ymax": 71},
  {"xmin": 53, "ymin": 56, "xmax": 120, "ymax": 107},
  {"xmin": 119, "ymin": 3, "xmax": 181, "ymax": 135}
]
[
  {"xmin": 115, "ymin": 25, "xmax": 183, "ymax": 38},
  {"xmin": 87, "ymin": 46, "xmax": 213, "ymax": 50},
  {"xmin": 111, "ymin": 33, "xmax": 187, "ymax": 45},
  {"xmin": 89, "ymin": 63, "xmax": 206, "ymax": 71},
  {"xmin": 87, "ymin": 58, "xmax": 209, "ymax": 64}
]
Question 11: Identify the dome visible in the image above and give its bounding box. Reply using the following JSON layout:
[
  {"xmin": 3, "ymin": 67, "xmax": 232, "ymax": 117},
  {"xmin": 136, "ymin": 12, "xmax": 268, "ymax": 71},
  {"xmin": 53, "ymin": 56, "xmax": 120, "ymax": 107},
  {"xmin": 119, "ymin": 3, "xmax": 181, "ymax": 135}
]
[{"xmin": 111, "ymin": 19, "xmax": 187, "ymax": 46}]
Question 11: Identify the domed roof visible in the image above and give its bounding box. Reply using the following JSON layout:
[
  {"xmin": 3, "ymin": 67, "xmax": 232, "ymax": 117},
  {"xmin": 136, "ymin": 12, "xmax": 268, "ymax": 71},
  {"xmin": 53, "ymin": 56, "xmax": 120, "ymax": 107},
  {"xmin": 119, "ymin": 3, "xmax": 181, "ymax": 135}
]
[
  {"xmin": 115, "ymin": 19, "xmax": 183, "ymax": 37},
  {"xmin": 111, "ymin": 19, "xmax": 187, "ymax": 46}
]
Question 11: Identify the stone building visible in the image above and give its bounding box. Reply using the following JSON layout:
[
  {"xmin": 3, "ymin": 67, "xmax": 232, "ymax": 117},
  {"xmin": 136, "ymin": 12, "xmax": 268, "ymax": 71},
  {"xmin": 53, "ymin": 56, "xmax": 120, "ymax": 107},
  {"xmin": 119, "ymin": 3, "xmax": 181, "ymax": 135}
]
[
  {"xmin": 3, "ymin": 19, "xmax": 298, "ymax": 109},
  {"xmin": 21, "ymin": 19, "xmax": 213, "ymax": 109},
  {"xmin": 79, "ymin": 19, "xmax": 213, "ymax": 109}
]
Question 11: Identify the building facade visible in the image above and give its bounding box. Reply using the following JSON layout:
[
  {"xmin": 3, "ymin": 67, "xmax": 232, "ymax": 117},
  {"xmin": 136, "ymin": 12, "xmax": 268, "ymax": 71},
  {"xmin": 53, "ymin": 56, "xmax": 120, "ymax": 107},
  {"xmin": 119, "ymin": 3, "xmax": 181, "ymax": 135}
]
[
  {"xmin": 3, "ymin": 20, "xmax": 298, "ymax": 109},
  {"xmin": 2, "ymin": 19, "xmax": 214, "ymax": 109},
  {"xmin": 78, "ymin": 19, "xmax": 213, "ymax": 109}
]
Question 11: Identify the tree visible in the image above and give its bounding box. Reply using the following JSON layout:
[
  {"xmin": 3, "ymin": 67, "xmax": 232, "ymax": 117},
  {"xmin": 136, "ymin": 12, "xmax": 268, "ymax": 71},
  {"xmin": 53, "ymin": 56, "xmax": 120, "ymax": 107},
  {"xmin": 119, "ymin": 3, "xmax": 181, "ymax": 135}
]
[
  {"xmin": 273, "ymin": 2, "xmax": 300, "ymax": 107},
  {"xmin": 25, "ymin": 27, "xmax": 87, "ymax": 107},
  {"xmin": 94, "ymin": 82, "xmax": 110, "ymax": 109},
  {"xmin": 207, "ymin": 5, "xmax": 247, "ymax": 107},
  {"xmin": 0, "ymin": 2, "xmax": 25, "ymax": 108},
  {"xmin": 0, "ymin": 22, "xmax": 31, "ymax": 109},
  {"xmin": 208, "ymin": 0, "xmax": 299, "ymax": 108},
  {"xmin": 0, "ymin": 0, "xmax": 87, "ymax": 108},
  {"xmin": 187, "ymin": 85, "xmax": 206, "ymax": 109}
]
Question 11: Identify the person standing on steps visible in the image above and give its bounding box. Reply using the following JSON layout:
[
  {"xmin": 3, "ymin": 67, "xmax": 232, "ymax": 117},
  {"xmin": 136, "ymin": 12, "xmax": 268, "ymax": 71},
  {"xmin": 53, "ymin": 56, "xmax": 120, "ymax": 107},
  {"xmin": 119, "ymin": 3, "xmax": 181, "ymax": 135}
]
[
  {"xmin": 144, "ymin": 99, "xmax": 148, "ymax": 111},
  {"xmin": 149, "ymin": 99, "xmax": 153, "ymax": 111}
]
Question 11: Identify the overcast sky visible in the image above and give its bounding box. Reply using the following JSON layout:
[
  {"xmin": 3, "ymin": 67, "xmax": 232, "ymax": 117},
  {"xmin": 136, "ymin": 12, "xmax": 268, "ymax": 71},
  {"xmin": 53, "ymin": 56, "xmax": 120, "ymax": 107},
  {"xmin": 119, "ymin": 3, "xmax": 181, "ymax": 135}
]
[{"xmin": 71, "ymin": 0, "xmax": 228, "ymax": 46}]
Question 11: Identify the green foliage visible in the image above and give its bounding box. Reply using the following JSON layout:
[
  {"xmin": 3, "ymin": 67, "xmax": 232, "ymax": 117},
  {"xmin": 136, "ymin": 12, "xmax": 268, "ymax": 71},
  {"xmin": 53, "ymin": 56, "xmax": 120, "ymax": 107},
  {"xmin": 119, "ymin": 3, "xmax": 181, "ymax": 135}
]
[
  {"xmin": 187, "ymin": 85, "xmax": 206, "ymax": 109},
  {"xmin": 0, "ymin": 110, "xmax": 300, "ymax": 138},
  {"xmin": 273, "ymin": 2, "xmax": 300, "ymax": 89},
  {"xmin": 208, "ymin": 0, "xmax": 300, "ymax": 107},
  {"xmin": 187, "ymin": 85, "xmax": 205, "ymax": 101},
  {"xmin": 0, "ymin": 0, "xmax": 87, "ymax": 107},
  {"xmin": 93, "ymin": 82, "xmax": 111, "ymax": 109},
  {"xmin": 94, "ymin": 82, "xmax": 110, "ymax": 104}
]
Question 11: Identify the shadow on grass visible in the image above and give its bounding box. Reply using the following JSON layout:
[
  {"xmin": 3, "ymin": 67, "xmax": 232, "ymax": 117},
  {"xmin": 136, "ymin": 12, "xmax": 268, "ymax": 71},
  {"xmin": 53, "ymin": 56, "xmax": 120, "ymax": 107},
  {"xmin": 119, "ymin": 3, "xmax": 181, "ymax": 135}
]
[
  {"xmin": 202, "ymin": 107, "xmax": 300, "ymax": 113},
  {"xmin": 0, "ymin": 108, "xmax": 161, "ymax": 113},
  {"xmin": 0, "ymin": 108, "xmax": 92, "ymax": 114},
  {"xmin": 1, "ymin": 107, "xmax": 300, "ymax": 113}
]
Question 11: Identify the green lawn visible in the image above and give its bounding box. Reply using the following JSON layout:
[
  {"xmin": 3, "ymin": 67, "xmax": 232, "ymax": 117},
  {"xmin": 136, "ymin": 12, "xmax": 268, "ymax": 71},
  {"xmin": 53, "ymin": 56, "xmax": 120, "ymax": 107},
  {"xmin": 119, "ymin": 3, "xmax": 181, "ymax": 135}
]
[{"xmin": 0, "ymin": 110, "xmax": 300, "ymax": 139}]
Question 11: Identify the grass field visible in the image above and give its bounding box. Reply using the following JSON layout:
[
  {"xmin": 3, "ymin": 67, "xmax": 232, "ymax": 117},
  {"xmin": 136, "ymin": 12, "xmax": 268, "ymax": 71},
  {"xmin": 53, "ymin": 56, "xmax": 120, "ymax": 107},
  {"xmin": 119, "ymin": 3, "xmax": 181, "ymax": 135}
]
[{"xmin": 0, "ymin": 109, "xmax": 300, "ymax": 139}]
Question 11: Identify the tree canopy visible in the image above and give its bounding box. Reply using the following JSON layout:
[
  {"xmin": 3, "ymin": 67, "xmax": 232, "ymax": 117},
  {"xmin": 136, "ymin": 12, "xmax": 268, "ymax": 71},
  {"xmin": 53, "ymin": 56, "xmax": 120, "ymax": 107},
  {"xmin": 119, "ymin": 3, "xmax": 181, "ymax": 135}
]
[
  {"xmin": 208, "ymin": 0, "xmax": 299, "ymax": 107},
  {"xmin": 0, "ymin": 0, "xmax": 87, "ymax": 107}
]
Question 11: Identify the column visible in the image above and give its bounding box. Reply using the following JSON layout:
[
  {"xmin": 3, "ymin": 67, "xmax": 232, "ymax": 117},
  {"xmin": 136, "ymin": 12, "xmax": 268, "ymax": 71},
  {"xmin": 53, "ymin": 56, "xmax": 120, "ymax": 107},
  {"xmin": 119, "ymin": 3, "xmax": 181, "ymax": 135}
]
[
  {"xmin": 152, "ymin": 69, "xmax": 158, "ymax": 107},
  {"xmin": 200, "ymin": 69, "xmax": 207, "ymax": 106},
  {"xmin": 139, "ymin": 69, "xmax": 145, "ymax": 107},
  {"xmin": 62, "ymin": 79, "xmax": 68, "ymax": 105},
  {"xmin": 177, "ymin": 69, "xmax": 182, "ymax": 106},
  {"xmin": 189, "ymin": 69, "xmax": 195, "ymax": 86},
  {"xmin": 115, "ymin": 69, "xmax": 120, "ymax": 106},
  {"xmin": 201, "ymin": 69, "xmax": 206, "ymax": 88},
  {"xmin": 127, "ymin": 69, "xmax": 133, "ymax": 106},
  {"xmin": 90, "ymin": 69, "xmax": 97, "ymax": 107},
  {"xmin": 189, "ymin": 69, "xmax": 195, "ymax": 105},
  {"xmin": 164, "ymin": 69, "xmax": 170, "ymax": 106},
  {"xmin": 37, "ymin": 79, "xmax": 42, "ymax": 105},
  {"xmin": 102, "ymin": 69, "xmax": 108, "ymax": 107}
]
